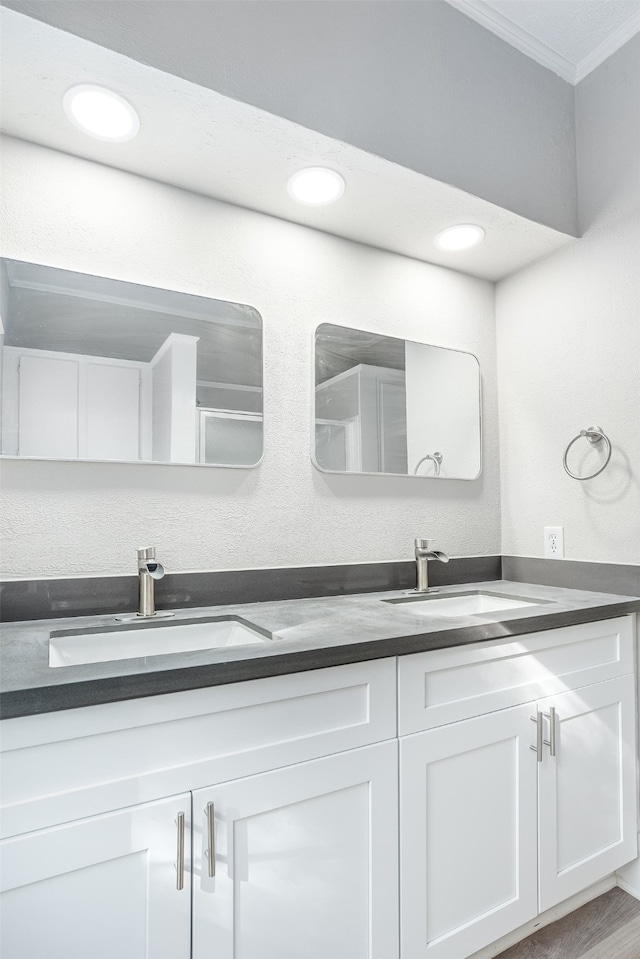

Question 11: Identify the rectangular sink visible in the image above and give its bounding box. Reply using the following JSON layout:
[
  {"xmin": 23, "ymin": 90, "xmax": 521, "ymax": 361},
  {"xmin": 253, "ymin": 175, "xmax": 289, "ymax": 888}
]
[
  {"xmin": 383, "ymin": 591, "xmax": 544, "ymax": 617},
  {"xmin": 49, "ymin": 617, "xmax": 271, "ymax": 668}
]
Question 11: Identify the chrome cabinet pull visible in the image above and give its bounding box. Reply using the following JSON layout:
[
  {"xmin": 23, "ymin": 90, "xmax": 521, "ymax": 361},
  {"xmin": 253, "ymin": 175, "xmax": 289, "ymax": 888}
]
[
  {"xmin": 205, "ymin": 802, "xmax": 216, "ymax": 878},
  {"xmin": 550, "ymin": 706, "xmax": 558, "ymax": 756},
  {"xmin": 176, "ymin": 812, "xmax": 185, "ymax": 891},
  {"xmin": 530, "ymin": 711, "xmax": 543, "ymax": 762},
  {"xmin": 542, "ymin": 707, "xmax": 558, "ymax": 756}
]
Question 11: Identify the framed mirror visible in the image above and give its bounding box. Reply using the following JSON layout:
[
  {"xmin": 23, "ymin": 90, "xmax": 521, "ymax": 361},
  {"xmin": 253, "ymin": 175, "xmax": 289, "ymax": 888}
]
[
  {"xmin": 313, "ymin": 323, "xmax": 481, "ymax": 479},
  {"xmin": 0, "ymin": 259, "xmax": 263, "ymax": 468}
]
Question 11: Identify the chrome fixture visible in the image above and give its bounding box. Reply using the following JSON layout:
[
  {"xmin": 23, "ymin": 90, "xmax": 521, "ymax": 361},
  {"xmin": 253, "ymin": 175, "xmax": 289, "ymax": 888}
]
[
  {"xmin": 175, "ymin": 812, "xmax": 186, "ymax": 891},
  {"xmin": 205, "ymin": 802, "xmax": 216, "ymax": 877},
  {"xmin": 414, "ymin": 538, "xmax": 449, "ymax": 593},
  {"xmin": 530, "ymin": 709, "xmax": 543, "ymax": 762},
  {"xmin": 136, "ymin": 547, "xmax": 169, "ymax": 618},
  {"xmin": 563, "ymin": 426, "xmax": 611, "ymax": 480},
  {"xmin": 543, "ymin": 707, "xmax": 558, "ymax": 756},
  {"xmin": 115, "ymin": 547, "xmax": 174, "ymax": 622},
  {"xmin": 414, "ymin": 451, "xmax": 443, "ymax": 477},
  {"xmin": 530, "ymin": 707, "xmax": 558, "ymax": 762}
]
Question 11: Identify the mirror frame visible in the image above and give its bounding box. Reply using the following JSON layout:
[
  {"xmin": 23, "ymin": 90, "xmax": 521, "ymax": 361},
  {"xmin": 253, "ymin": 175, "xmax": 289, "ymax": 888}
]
[
  {"xmin": 311, "ymin": 323, "xmax": 483, "ymax": 481},
  {"xmin": 0, "ymin": 259, "xmax": 265, "ymax": 470}
]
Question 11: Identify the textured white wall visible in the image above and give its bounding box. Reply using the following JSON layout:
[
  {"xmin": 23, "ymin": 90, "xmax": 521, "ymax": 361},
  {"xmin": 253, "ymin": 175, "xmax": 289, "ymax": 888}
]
[
  {"xmin": 496, "ymin": 38, "xmax": 640, "ymax": 564},
  {"xmin": 0, "ymin": 136, "xmax": 499, "ymax": 578}
]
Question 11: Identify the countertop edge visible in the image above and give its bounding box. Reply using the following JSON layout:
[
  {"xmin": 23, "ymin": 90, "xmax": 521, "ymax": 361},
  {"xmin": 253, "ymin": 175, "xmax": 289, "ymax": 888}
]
[{"xmin": 2, "ymin": 597, "xmax": 639, "ymax": 720}]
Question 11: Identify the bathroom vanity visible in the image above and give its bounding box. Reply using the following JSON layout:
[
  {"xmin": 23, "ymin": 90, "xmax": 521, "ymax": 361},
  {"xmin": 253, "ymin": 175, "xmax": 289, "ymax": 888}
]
[{"xmin": 1, "ymin": 584, "xmax": 638, "ymax": 959}]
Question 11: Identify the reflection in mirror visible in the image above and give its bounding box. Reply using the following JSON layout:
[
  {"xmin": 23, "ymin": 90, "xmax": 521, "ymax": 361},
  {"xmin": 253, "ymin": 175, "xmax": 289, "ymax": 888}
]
[
  {"xmin": 313, "ymin": 324, "xmax": 481, "ymax": 479},
  {"xmin": 0, "ymin": 260, "xmax": 263, "ymax": 467}
]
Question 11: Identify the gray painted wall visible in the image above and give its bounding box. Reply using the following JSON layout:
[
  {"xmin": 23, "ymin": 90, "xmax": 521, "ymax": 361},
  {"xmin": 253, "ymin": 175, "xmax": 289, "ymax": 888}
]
[
  {"xmin": 497, "ymin": 36, "xmax": 640, "ymax": 564},
  {"xmin": 576, "ymin": 34, "xmax": 640, "ymax": 234},
  {"xmin": 3, "ymin": 0, "xmax": 578, "ymax": 235}
]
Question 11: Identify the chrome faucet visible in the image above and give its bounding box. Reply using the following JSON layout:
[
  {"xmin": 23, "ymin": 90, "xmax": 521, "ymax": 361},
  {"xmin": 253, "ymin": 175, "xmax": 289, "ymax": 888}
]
[
  {"xmin": 116, "ymin": 547, "xmax": 174, "ymax": 621},
  {"xmin": 136, "ymin": 547, "xmax": 169, "ymax": 618},
  {"xmin": 414, "ymin": 538, "xmax": 449, "ymax": 592}
]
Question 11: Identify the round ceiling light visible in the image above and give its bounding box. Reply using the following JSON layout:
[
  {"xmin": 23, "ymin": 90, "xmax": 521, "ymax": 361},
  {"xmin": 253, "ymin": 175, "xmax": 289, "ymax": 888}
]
[
  {"xmin": 287, "ymin": 167, "xmax": 346, "ymax": 205},
  {"xmin": 434, "ymin": 224, "xmax": 485, "ymax": 251},
  {"xmin": 63, "ymin": 85, "xmax": 140, "ymax": 141}
]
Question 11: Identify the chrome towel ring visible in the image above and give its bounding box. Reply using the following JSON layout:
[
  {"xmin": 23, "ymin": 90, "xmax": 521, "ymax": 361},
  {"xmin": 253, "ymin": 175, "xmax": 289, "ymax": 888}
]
[
  {"xmin": 563, "ymin": 426, "xmax": 611, "ymax": 480},
  {"xmin": 414, "ymin": 452, "xmax": 443, "ymax": 477}
]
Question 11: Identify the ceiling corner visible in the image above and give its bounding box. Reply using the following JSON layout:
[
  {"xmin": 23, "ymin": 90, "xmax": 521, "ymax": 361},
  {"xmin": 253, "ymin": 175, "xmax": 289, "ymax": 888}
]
[{"xmin": 445, "ymin": 0, "xmax": 577, "ymax": 83}]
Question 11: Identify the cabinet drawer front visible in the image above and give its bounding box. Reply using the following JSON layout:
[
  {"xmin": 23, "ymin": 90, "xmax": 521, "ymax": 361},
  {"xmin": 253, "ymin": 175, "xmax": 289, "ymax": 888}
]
[
  {"xmin": 398, "ymin": 617, "xmax": 634, "ymax": 735},
  {"xmin": 0, "ymin": 659, "xmax": 396, "ymax": 838}
]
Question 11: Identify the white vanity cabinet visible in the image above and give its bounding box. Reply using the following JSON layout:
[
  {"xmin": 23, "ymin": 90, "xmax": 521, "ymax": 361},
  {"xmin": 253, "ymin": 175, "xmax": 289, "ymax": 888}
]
[
  {"xmin": 398, "ymin": 616, "xmax": 638, "ymax": 959},
  {"xmin": 0, "ymin": 658, "xmax": 399, "ymax": 959},
  {"xmin": 0, "ymin": 794, "xmax": 192, "ymax": 959},
  {"xmin": 0, "ymin": 616, "xmax": 637, "ymax": 959}
]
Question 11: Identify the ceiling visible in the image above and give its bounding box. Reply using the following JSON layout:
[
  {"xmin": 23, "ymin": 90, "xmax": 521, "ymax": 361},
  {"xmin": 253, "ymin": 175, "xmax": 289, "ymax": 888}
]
[
  {"xmin": 0, "ymin": 7, "xmax": 574, "ymax": 283},
  {"xmin": 446, "ymin": 0, "xmax": 640, "ymax": 83},
  {"xmin": 316, "ymin": 327, "xmax": 406, "ymax": 385}
]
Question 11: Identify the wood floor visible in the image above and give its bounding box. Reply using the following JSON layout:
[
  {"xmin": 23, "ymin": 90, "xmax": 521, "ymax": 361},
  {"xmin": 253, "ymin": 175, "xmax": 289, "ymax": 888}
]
[{"xmin": 495, "ymin": 888, "xmax": 640, "ymax": 959}]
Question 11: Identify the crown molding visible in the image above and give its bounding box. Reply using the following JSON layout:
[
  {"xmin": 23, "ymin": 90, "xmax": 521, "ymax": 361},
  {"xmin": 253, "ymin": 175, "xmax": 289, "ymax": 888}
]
[
  {"xmin": 447, "ymin": 0, "xmax": 640, "ymax": 85},
  {"xmin": 445, "ymin": 0, "xmax": 577, "ymax": 83},
  {"xmin": 575, "ymin": 9, "xmax": 640, "ymax": 83}
]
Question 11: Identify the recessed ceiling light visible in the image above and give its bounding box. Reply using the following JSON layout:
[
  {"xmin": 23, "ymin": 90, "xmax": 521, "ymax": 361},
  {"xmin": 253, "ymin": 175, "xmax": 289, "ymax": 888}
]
[
  {"xmin": 287, "ymin": 167, "xmax": 346, "ymax": 205},
  {"xmin": 434, "ymin": 224, "xmax": 485, "ymax": 251},
  {"xmin": 63, "ymin": 85, "xmax": 140, "ymax": 142}
]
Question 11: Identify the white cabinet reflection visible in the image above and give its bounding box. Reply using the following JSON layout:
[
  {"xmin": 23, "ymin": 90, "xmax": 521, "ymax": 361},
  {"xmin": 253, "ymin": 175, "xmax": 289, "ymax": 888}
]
[
  {"xmin": 313, "ymin": 324, "xmax": 481, "ymax": 480},
  {"xmin": 0, "ymin": 260, "xmax": 263, "ymax": 468}
]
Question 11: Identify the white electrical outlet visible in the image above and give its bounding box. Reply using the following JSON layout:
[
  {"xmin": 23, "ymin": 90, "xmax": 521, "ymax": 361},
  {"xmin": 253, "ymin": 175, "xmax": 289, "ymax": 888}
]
[{"xmin": 544, "ymin": 526, "xmax": 564, "ymax": 559}]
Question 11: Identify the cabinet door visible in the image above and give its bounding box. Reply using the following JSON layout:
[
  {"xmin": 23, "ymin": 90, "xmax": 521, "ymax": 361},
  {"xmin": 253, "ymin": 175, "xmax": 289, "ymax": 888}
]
[
  {"xmin": 0, "ymin": 794, "xmax": 191, "ymax": 959},
  {"xmin": 538, "ymin": 674, "xmax": 638, "ymax": 912},
  {"xmin": 86, "ymin": 362, "xmax": 141, "ymax": 460},
  {"xmin": 400, "ymin": 704, "xmax": 538, "ymax": 959},
  {"xmin": 377, "ymin": 380, "xmax": 408, "ymax": 473},
  {"xmin": 18, "ymin": 353, "xmax": 79, "ymax": 457},
  {"xmin": 192, "ymin": 741, "xmax": 398, "ymax": 959}
]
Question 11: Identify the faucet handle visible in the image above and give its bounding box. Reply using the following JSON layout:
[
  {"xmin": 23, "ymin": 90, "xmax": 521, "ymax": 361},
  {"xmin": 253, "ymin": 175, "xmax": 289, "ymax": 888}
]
[
  {"xmin": 414, "ymin": 538, "xmax": 434, "ymax": 549},
  {"xmin": 137, "ymin": 546, "xmax": 166, "ymax": 578}
]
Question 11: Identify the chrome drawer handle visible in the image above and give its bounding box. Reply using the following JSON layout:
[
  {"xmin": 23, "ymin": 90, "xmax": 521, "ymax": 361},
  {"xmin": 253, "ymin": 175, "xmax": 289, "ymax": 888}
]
[
  {"xmin": 205, "ymin": 802, "xmax": 216, "ymax": 878},
  {"xmin": 176, "ymin": 812, "xmax": 185, "ymax": 891},
  {"xmin": 530, "ymin": 711, "xmax": 543, "ymax": 762},
  {"xmin": 542, "ymin": 707, "xmax": 558, "ymax": 757}
]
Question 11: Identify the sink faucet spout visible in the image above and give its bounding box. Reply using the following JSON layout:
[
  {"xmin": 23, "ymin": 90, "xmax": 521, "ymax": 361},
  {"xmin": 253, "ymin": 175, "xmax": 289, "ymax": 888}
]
[
  {"xmin": 137, "ymin": 547, "xmax": 165, "ymax": 618},
  {"xmin": 414, "ymin": 538, "xmax": 449, "ymax": 593},
  {"xmin": 115, "ymin": 547, "xmax": 175, "ymax": 622}
]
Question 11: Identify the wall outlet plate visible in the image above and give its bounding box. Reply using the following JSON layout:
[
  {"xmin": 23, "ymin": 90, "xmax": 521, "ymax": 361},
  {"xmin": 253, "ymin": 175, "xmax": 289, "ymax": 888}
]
[{"xmin": 544, "ymin": 526, "xmax": 564, "ymax": 559}]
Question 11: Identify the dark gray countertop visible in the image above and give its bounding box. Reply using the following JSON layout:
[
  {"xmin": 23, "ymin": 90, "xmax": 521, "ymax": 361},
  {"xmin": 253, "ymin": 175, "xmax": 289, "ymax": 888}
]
[{"xmin": 1, "ymin": 580, "xmax": 639, "ymax": 719}]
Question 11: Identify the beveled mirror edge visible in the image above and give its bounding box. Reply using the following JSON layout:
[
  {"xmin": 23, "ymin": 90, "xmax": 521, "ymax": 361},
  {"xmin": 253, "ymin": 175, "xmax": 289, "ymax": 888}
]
[
  {"xmin": 310, "ymin": 322, "xmax": 483, "ymax": 481},
  {"xmin": 0, "ymin": 257, "xmax": 265, "ymax": 470},
  {"xmin": 0, "ymin": 450, "xmax": 265, "ymax": 470}
]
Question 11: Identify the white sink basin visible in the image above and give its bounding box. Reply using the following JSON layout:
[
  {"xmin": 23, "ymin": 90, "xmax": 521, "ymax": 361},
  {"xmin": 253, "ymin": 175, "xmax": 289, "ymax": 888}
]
[
  {"xmin": 384, "ymin": 591, "xmax": 542, "ymax": 617},
  {"xmin": 49, "ymin": 617, "xmax": 270, "ymax": 667}
]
